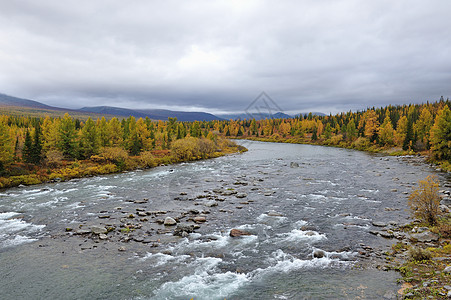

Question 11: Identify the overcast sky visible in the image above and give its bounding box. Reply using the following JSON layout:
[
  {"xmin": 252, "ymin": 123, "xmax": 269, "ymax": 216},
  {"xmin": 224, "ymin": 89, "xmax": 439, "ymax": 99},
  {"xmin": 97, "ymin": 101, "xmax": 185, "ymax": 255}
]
[{"xmin": 0, "ymin": 0, "xmax": 450, "ymax": 115}]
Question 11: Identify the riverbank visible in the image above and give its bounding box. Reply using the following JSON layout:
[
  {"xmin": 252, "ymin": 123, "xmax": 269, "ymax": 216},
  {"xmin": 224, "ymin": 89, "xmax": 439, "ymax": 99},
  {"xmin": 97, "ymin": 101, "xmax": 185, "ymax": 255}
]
[{"xmin": 0, "ymin": 140, "xmax": 247, "ymax": 189}]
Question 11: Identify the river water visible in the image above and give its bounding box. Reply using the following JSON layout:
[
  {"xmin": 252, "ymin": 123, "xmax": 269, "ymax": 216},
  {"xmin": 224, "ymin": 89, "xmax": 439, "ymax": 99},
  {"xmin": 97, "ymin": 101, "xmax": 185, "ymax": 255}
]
[{"xmin": 0, "ymin": 141, "xmax": 448, "ymax": 299}]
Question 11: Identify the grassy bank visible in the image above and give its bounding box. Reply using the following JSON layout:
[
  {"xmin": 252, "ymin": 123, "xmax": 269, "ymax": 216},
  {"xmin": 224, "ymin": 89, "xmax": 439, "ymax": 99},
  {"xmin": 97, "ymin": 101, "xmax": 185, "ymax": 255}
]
[{"xmin": 0, "ymin": 140, "xmax": 247, "ymax": 189}]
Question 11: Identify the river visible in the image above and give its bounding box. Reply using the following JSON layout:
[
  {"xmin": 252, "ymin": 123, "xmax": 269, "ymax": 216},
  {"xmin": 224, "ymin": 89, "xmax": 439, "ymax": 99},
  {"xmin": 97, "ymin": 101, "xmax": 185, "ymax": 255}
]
[{"xmin": 0, "ymin": 141, "xmax": 448, "ymax": 299}]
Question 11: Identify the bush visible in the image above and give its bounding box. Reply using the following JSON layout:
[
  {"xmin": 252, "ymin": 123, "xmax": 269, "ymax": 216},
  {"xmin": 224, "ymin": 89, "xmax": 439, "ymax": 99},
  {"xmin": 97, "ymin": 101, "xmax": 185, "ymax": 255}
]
[
  {"xmin": 408, "ymin": 246, "xmax": 432, "ymax": 261},
  {"xmin": 100, "ymin": 147, "xmax": 129, "ymax": 163},
  {"xmin": 138, "ymin": 151, "xmax": 157, "ymax": 168},
  {"xmin": 352, "ymin": 137, "xmax": 371, "ymax": 150},
  {"xmin": 171, "ymin": 137, "xmax": 199, "ymax": 160},
  {"xmin": 330, "ymin": 134, "xmax": 343, "ymax": 145},
  {"xmin": 408, "ymin": 175, "xmax": 441, "ymax": 226}
]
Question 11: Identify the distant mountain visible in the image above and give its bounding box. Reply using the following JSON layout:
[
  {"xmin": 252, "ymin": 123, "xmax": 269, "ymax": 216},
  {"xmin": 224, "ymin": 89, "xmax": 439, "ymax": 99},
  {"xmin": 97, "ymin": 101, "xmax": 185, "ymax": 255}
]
[
  {"xmin": 0, "ymin": 93, "xmax": 224, "ymax": 121},
  {"xmin": 0, "ymin": 93, "xmax": 61, "ymax": 110},
  {"xmin": 79, "ymin": 106, "xmax": 224, "ymax": 122}
]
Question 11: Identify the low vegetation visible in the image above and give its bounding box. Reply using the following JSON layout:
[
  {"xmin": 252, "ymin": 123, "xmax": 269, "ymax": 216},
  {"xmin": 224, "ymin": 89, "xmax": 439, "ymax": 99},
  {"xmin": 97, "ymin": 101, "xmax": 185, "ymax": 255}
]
[{"xmin": 393, "ymin": 176, "xmax": 451, "ymax": 299}]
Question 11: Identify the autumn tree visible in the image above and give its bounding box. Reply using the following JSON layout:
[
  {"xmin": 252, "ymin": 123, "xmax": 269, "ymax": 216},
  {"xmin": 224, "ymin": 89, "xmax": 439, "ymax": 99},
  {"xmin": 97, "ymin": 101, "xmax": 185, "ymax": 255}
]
[
  {"xmin": 79, "ymin": 117, "xmax": 99, "ymax": 159},
  {"xmin": 378, "ymin": 115, "xmax": 394, "ymax": 146},
  {"xmin": 430, "ymin": 106, "xmax": 451, "ymax": 161},
  {"xmin": 408, "ymin": 176, "xmax": 441, "ymax": 225},
  {"xmin": 414, "ymin": 107, "xmax": 433, "ymax": 150},
  {"xmin": 0, "ymin": 119, "xmax": 13, "ymax": 172}
]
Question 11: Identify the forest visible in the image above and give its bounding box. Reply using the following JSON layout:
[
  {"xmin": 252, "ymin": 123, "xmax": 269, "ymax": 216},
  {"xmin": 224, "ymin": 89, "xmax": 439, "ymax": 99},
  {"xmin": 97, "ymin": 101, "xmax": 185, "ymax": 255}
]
[{"xmin": 0, "ymin": 98, "xmax": 450, "ymax": 188}]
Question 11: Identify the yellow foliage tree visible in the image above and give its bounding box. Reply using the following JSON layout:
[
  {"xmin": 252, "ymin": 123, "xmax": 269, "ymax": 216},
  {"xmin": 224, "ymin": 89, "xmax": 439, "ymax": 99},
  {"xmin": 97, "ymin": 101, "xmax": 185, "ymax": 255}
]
[{"xmin": 408, "ymin": 175, "xmax": 441, "ymax": 225}]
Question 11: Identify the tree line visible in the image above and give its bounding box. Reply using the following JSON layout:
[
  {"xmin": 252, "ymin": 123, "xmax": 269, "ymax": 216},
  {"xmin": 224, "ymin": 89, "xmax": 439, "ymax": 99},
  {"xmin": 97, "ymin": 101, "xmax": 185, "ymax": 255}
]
[{"xmin": 0, "ymin": 97, "xmax": 450, "ymax": 177}]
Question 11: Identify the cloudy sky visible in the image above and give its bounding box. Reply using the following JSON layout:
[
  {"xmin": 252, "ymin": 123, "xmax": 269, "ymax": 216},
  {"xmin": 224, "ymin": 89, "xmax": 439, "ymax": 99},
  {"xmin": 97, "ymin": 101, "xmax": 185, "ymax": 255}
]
[{"xmin": 0, "ymin": 0, "xmax": 450, "ymax": 115}]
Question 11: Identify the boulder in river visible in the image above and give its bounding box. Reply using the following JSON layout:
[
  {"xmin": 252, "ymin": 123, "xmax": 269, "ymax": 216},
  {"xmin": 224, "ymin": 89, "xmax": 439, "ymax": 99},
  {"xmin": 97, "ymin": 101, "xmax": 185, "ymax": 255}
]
[
  {"xmin": 235, "ymin": 193, "xmax": 248, "ymax": 198},
  {"xmin": 164, "ymin": 217, "xmax": 177, "ymax": 226},
  {"xmin": 290, "ymin": 162, "xmax": 299, "ymax": 168},
  {"xmin": 313, "ymin": 249, "xmax": 326, "ymax": 258},
  {"xmin": 173, "ymin": 224, "xmax": 196, "ymax": 236},
  {"xmin": 230, "ymin": 229, "xmax": 252, "ymax": 237},
  {"xmin": 193, "ymin": 216, "xmax": 207, "ymax": 223}
]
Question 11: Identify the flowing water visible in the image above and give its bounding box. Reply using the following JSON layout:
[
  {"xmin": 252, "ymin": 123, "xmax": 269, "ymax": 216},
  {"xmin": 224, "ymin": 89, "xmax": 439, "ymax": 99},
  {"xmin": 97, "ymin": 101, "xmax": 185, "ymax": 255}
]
[{"xmin": 0, "ymin": 141, "xmax": 448, "ymax": 299}]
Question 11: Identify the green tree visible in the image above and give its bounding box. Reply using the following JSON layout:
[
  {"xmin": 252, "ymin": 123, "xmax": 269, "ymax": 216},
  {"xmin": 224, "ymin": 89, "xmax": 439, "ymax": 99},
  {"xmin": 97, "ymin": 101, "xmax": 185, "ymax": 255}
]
[
  {"xmin": 57, "ymin": 113, "xmax": 78, "ymax": 159},
  {"xmin": 346, "ymin": 119, "xmax": 357, "ymax": 141},
  {"xmin": 23, "ymin": 129, "xmax": 33, "ymax": 163}
]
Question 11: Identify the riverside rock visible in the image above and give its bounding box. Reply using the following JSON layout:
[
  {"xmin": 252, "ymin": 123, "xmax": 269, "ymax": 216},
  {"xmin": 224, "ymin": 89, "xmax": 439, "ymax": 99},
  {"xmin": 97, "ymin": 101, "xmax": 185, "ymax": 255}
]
[
  {"xmin": 409, "ymin": 231, "xmax": 439, "ymax": 242},
  {"xmin": 164, "ymin": 217, "xmax": 177, "ymax": 226}
]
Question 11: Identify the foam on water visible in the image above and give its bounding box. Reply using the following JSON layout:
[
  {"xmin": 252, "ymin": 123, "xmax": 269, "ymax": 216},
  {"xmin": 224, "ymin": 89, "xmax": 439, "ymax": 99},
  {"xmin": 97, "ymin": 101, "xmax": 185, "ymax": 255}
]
[
  {"xmin": 151, "ymin": 257, "xmax": 249, "ymax": 300},
  {"xmin": 0, "ymin": 212, "xmax": 45, "ymax": 249},
  {"xmin": 275, "ymin": 229, "xmax": 327, "ymax": 243},
  {"xmin": 140, "ymin": 252, "xmax": 191, "ymax": 267}
]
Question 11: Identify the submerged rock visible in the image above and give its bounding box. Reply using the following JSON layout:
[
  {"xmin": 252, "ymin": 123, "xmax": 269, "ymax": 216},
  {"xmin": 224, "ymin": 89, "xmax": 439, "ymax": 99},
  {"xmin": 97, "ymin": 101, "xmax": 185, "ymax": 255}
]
[
  {"xmin": 230, "ymin": 229, "xmax": 252, "ymax": 237},
  {"xmin": 266, "ymin": 210, "xmax": 283, "ymax": 217},
  {"xmin": 290, "ymin": 162, "xmax": 299, "ymax": 168},
  {"xmin": 235, "ymin": 193, "xmax": 248, "ymax": 198}
]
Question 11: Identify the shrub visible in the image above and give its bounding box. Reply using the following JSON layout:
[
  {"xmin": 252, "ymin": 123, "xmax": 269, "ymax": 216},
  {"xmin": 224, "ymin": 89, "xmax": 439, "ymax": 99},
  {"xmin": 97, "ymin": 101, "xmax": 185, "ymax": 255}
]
[
  {"xmin": 438, "ymin": 222, "xmax": 451, "ymax": 238},
  {"xmin": 171, "ymin": 137, "xmax": 199, "ymax": 160},
  {"xmin": 100, "ymin": 147, "xmax": 129, "ymax": 163},
  {"xmin": 408, "ymin": 175, "xmax": 441, "ymax": 226},
  {"xmin": 352, "ymin": 137, "xmax": 370, "ymax": 150},
  {"xmin": 139, "ymin": 151, "xmax": 157, "ymax": 168},
  {"xmin": 197, "ymin": 138, "xmax": 215, "ymax": 158},
  {"xmin": 408, "ymin": 246, "xmax": 432, "ymax": 261},
  {"xmin": 330, "ymin": 134, "xmax": 343, "ymax": 145}
]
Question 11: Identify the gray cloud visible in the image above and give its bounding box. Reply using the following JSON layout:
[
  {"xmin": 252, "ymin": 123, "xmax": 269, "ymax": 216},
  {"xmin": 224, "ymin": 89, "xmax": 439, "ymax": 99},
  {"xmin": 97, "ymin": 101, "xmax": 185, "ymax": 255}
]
[{"xmin": 0, "ymin": 0, "xmax": 450, "ymax": 114}]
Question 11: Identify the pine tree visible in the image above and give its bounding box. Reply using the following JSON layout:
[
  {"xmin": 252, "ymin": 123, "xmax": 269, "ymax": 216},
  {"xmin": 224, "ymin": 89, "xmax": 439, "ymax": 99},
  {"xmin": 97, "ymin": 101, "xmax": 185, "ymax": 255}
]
[
  {"xmin": 23, "ymin": 129, "xmax": 33, "ymax": 163},
  {"xmin": 58, "ymin": 113, "xmax": 78, "ymax": 159},
  {"xmin": 31, "ymin": 123, "xmax": 42, "ymax": 164}
]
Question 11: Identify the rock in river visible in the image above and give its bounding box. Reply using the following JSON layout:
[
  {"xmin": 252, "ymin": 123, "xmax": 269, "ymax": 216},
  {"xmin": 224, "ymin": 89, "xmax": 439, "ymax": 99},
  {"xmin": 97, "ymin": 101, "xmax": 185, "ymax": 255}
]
[
  {"xmin": 173, "ymin": 224, "xmax": 196, "ymax": 236},
  {"xmin": 193, "ymin": 216, "xmax": 207, "ymax": 223},
  {"xmin": 266, "ymin": 210, "xmax": 283, "ymax": 217},
  {"xmin": 230, "ymin": 229, "xmax": 252, "ymax": 237},
  {"xmin": 164, "ymin": 217, "xmax": 177, "ymax": 226},
  {"xmin": 313, "ymin": 249, "xmax": 326, "ymax": 258},
  {"xmin": 91, "ymin": 226, "xmax": 108, "ymax": 235}
]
